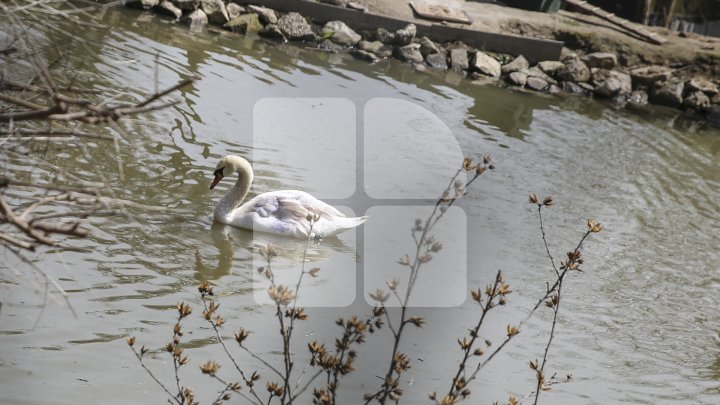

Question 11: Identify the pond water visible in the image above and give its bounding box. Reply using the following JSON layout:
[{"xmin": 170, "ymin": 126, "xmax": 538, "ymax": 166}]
[{"xmin": 1, "ymin": 6, "xmax": 719, "ymax": 405}]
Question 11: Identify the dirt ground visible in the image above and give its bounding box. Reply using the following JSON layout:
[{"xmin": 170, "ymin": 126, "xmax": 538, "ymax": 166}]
[{"xmin": 363, "ymin": 0, "xmax": 720, "ymax": 80}]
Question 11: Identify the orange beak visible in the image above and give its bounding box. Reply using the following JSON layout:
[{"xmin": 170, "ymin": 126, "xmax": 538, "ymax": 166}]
[{"xmin": 210, "ymin": 174, "xmax": 223, "ymax": 190}]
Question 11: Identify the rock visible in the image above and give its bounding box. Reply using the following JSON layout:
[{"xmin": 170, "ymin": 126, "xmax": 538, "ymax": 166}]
[
  {"xmin": 358, "ymin": 40, "xmax": 392, "ymax": 57},
  {"xmin": 546, "ymin": 84, "xmax": 562, "ymax": 94},
  {"xmin": 350, "ymin": 49, "xmax": 379, "ymax": 63},
  {"xmin": 201, "ymin": 0, "xmax": 228, "ymax": 24},
  {"xmin": 318, "ymin": 39, "xmax": 345, "ymax": 53},
  {"xmin": 707, "ymin": 105, "xmax": 720, "ymax": 128},
  {"xmin": 417, "ymin": 36, "xmax": 440, "ymax": 56},
  {"xmin": 470, "ymin": 51, "xmax": 501, "ymax": 78},
  {"xmin": 347, "ymin": 1, "xmax": 368, "ymax": 11},
  {"xmin": 139, "ymin": 0, "xmax": 159, "ymax": 9},
  {"xmin": 182, "ymin": 9, "xmax": 208, "ymax": 25},
  {"xmin": 560, "ymin": 47, "xmax": 577, "ymax": 62},
  {"xmin": 425, "ymin": 53, "xmax": 448, "ymax": 69},
  {"xmin": 578, "ymin": 82, "xmax": 595, "ymax": 92},
  {"xmin": 525, "ymin": 67, "xmax": 555, "ymax": 84},
  {"xmin": 159, "ymin": 1, "xmax": 182, "ymax": 19},
  {"xmin": 394, "ymin": 43, "xmax": 424, "ymax": 63},
  {"xmin": 627, "ymin": 90, "xmax": 648, "ymax": 106},
  {"xmin": 395, "ymin": 24, "xmax": 416, "ymax": 46},
  {"xmin": 582, "ymin": 52, "xmax": 617, "ymax": 69},
  {"xmin": 171, "ymin": 0, "xmax": 199, "ymax": 11},
  {"xmin": 501, "ymin": 55, "xmax": 529, "ymax": 75},
  {"xmin": 592, "ymin": 69, "xmax": 632, "ymax": 97},
  {"xmin": 319, "ymin": 0, "xmax": 349, "ymax": 6},
  {"xmin": 277, "ymin": 12, "xmax": 314, "ymax": 41},
  {"xmin": 713, "ymin": 93, "xmax": 720, "ymax": 105},
  {"xmin": 610, "ymin": 93, "xmax": 630, "ymax": 109},
  {"xmin": 537, "ymin": 60, "xmax": 564, "ymax": 76},
  {"xmin": 322, "ymin": 21, "xmax": 361, "ymax": 46},
  {"xmin": 508, "ymin": 71, "xmax": 527, "ymax": 86},
  {"xmin": 650, "ymin": 78, "xmax": 685, "ymax": 108},
  {"xmin": 225, "ymin": 3, "xmax": 244, "ymax": 20},
  {"xmin": 248, "ymin": 5, "xmax": 277, "ymax": 25},
  {"xmin": 449, "ymin": 48, "xmax": 469, "ymax": 72},
  {"xmin": 561, "ymin": 81, "xmax": 590, "ymax": 95},
  {"xmin": 685, "ymin": 78, "xmax": 719, "ymax": 95},
  {"xmin": 376, "ymin": 28, "xmax": 395, "ymax": 44},
  {"xmin": 556, "ymin": 58, "xmax": 591, "ymax": 82},
  {"xmin": 630, "ymin": 65, "xmax": 672, "ymax": 87},
  {"xmin": 683, "ymin": 91, "xmax": 711, "ymax": 112},
  {"xmin": 225, "ymin": 13, "xmax": 263, "ymax": 34},
  {"xmin": 259, "ymin": 23, "xmax": 285, "ymax": 40},
  {"xmin": 525, "ymin": 76, "xmax": 549, "ymax": 92}
]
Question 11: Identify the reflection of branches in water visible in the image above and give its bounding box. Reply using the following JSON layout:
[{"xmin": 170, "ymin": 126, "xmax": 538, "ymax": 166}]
[{"xmin": 0, "ymin": 0, "xmax": 195, "ymax": 312}]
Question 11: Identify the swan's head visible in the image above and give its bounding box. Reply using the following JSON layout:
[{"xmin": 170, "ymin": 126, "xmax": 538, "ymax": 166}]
[{"xmin": 210, "ymin": 155, "xmax": 253, "ymax": 190}]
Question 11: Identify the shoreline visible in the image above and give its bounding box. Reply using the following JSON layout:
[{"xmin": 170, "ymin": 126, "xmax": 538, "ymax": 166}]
[{"xmin": 125, "ymin": 0, "xmax": 720, "ymax": 128}]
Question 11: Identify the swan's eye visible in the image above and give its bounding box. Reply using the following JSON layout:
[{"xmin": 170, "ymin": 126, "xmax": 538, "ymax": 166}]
[{"xmin": 213, "ymin": 167, "xmax": 224, "ymax": 177}]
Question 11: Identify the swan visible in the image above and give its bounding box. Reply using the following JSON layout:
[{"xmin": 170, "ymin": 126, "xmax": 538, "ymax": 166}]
[{"xmin": 209, "ymin": 155, "xmax": 367, "ymax": 239}]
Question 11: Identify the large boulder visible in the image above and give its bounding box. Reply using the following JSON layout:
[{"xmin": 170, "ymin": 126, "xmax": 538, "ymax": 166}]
[
  {"xmin": 277, "ymin": 12, "xmax": 315, "ymax": 41},
  {"xmin": 591, "ymin": 69, "xmax": 632, "ymax": 97},
  {"xmin": 394, "ymin": 43, "xmax": 424, "ymax": 63},
  {"xmin": 225, "ymin": 13, "xmax": 263, "ymax": 34},
  {"xmin": 417, "ymin": 36, "xmax": 440, "ymax": 57},
  {"xmin": 682, "ymin": 91, "xmax": 711, "ymax": 112},
  {"xmin": 395, "ymin": 24, "xmax": 417, "ymax": 46},
  {"xmin": 425, "ymin": 53, "xmax": 448, "ymax": 69},
  {"xmin": 225, "ymin": 3, "xmax": 244, "ymax": 20},
  {"xmin": 650, "ymin": 78, "xmax": 685, "ymax": 107},
  {"xmin": 524, "ymin": 66, "xmax": 555, "ymax": 84},
  {"xmin": 537, "ymin": 60, "xmax": 564, "ymax": 77},
  {"xmin": 449, "ymin": 48, "xmax": 469, "ymax": 72},
  {"xmin": 248, "ymin": 5, "xmax": 277, "ymax": 24},
  {"xmin": 201, "ymin": 0, "xmax": 228, "ymax": 25},
  {"xmin": 582, "ymin": 52, "xmax": 617, "ymax": 69},
  {"xmin": 525, "ymin": 76, "xmax": 549, "ymax": 92},
  {"xmin": 358, "ymin": 40, "xmax": 392, "ymax": 57},
  {"xmin": 470, "ymin": 51, "xmax": 501, "ymax": 78},
  {"xmin": 556, "ymin": 58, "xmax": 591, "ymax": 82},
  {"xmin": 507, "ymin": 71, "xmax": 528, "ymax": 86},
  {"xmin": 322, "ymin": 21, "xmax": 361, "ymax": 45},
  {"xmin": 685, "ymin": 77, "xmax": 719, "ymax": 96},
  {"xmin": 501, "ymin": 55, "xmax": 529, "ymax": 75},
  {"xmin": 630, "ymin": 65, "xmax": 672, "ymax": 87},
  {"xmin": 376, "ymin": 28, "xmax": 395, "ymax": 44}
]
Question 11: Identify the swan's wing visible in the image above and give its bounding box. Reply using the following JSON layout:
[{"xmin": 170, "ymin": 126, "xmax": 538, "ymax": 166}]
[{"xmin": 246, "ymin": 191, "xmax": 345, "ymax": 220}]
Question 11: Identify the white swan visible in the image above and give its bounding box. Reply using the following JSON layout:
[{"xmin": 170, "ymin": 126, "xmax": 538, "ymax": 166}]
[{"xmin": 209, "ymin": 155, "xmax": 367, "ymax": 239}]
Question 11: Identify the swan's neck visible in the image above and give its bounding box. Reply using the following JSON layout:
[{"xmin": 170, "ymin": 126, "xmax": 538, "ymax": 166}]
[{"xmin": 214, "ymin": 164, "xmax": 253, "ymax": 220}]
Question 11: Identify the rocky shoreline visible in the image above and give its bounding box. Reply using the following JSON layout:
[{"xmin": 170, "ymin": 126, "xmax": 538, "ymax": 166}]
[{"xmin": 127, "ymin": 0, "xmax": 720, "ymax": 128}]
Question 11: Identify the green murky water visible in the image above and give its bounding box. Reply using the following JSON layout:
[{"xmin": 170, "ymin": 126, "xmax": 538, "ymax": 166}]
[{"xmin": 1, "ymin": 6, "xmax": 719, "ymax": 404}]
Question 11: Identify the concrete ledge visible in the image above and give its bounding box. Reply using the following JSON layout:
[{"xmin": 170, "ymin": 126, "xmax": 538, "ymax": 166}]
[{"xmin": 238, "ymin": 0, "xmax": 564, "ymax": 61}]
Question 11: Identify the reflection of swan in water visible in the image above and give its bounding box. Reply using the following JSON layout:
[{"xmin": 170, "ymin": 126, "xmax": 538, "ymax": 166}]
[
  {"xmin": 194, "ymin": 222, "xmax": 357, "ymax": 281},
  {"xmin": 209, "ymin": 155, "xmax": 367, "ymax": 239}
]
